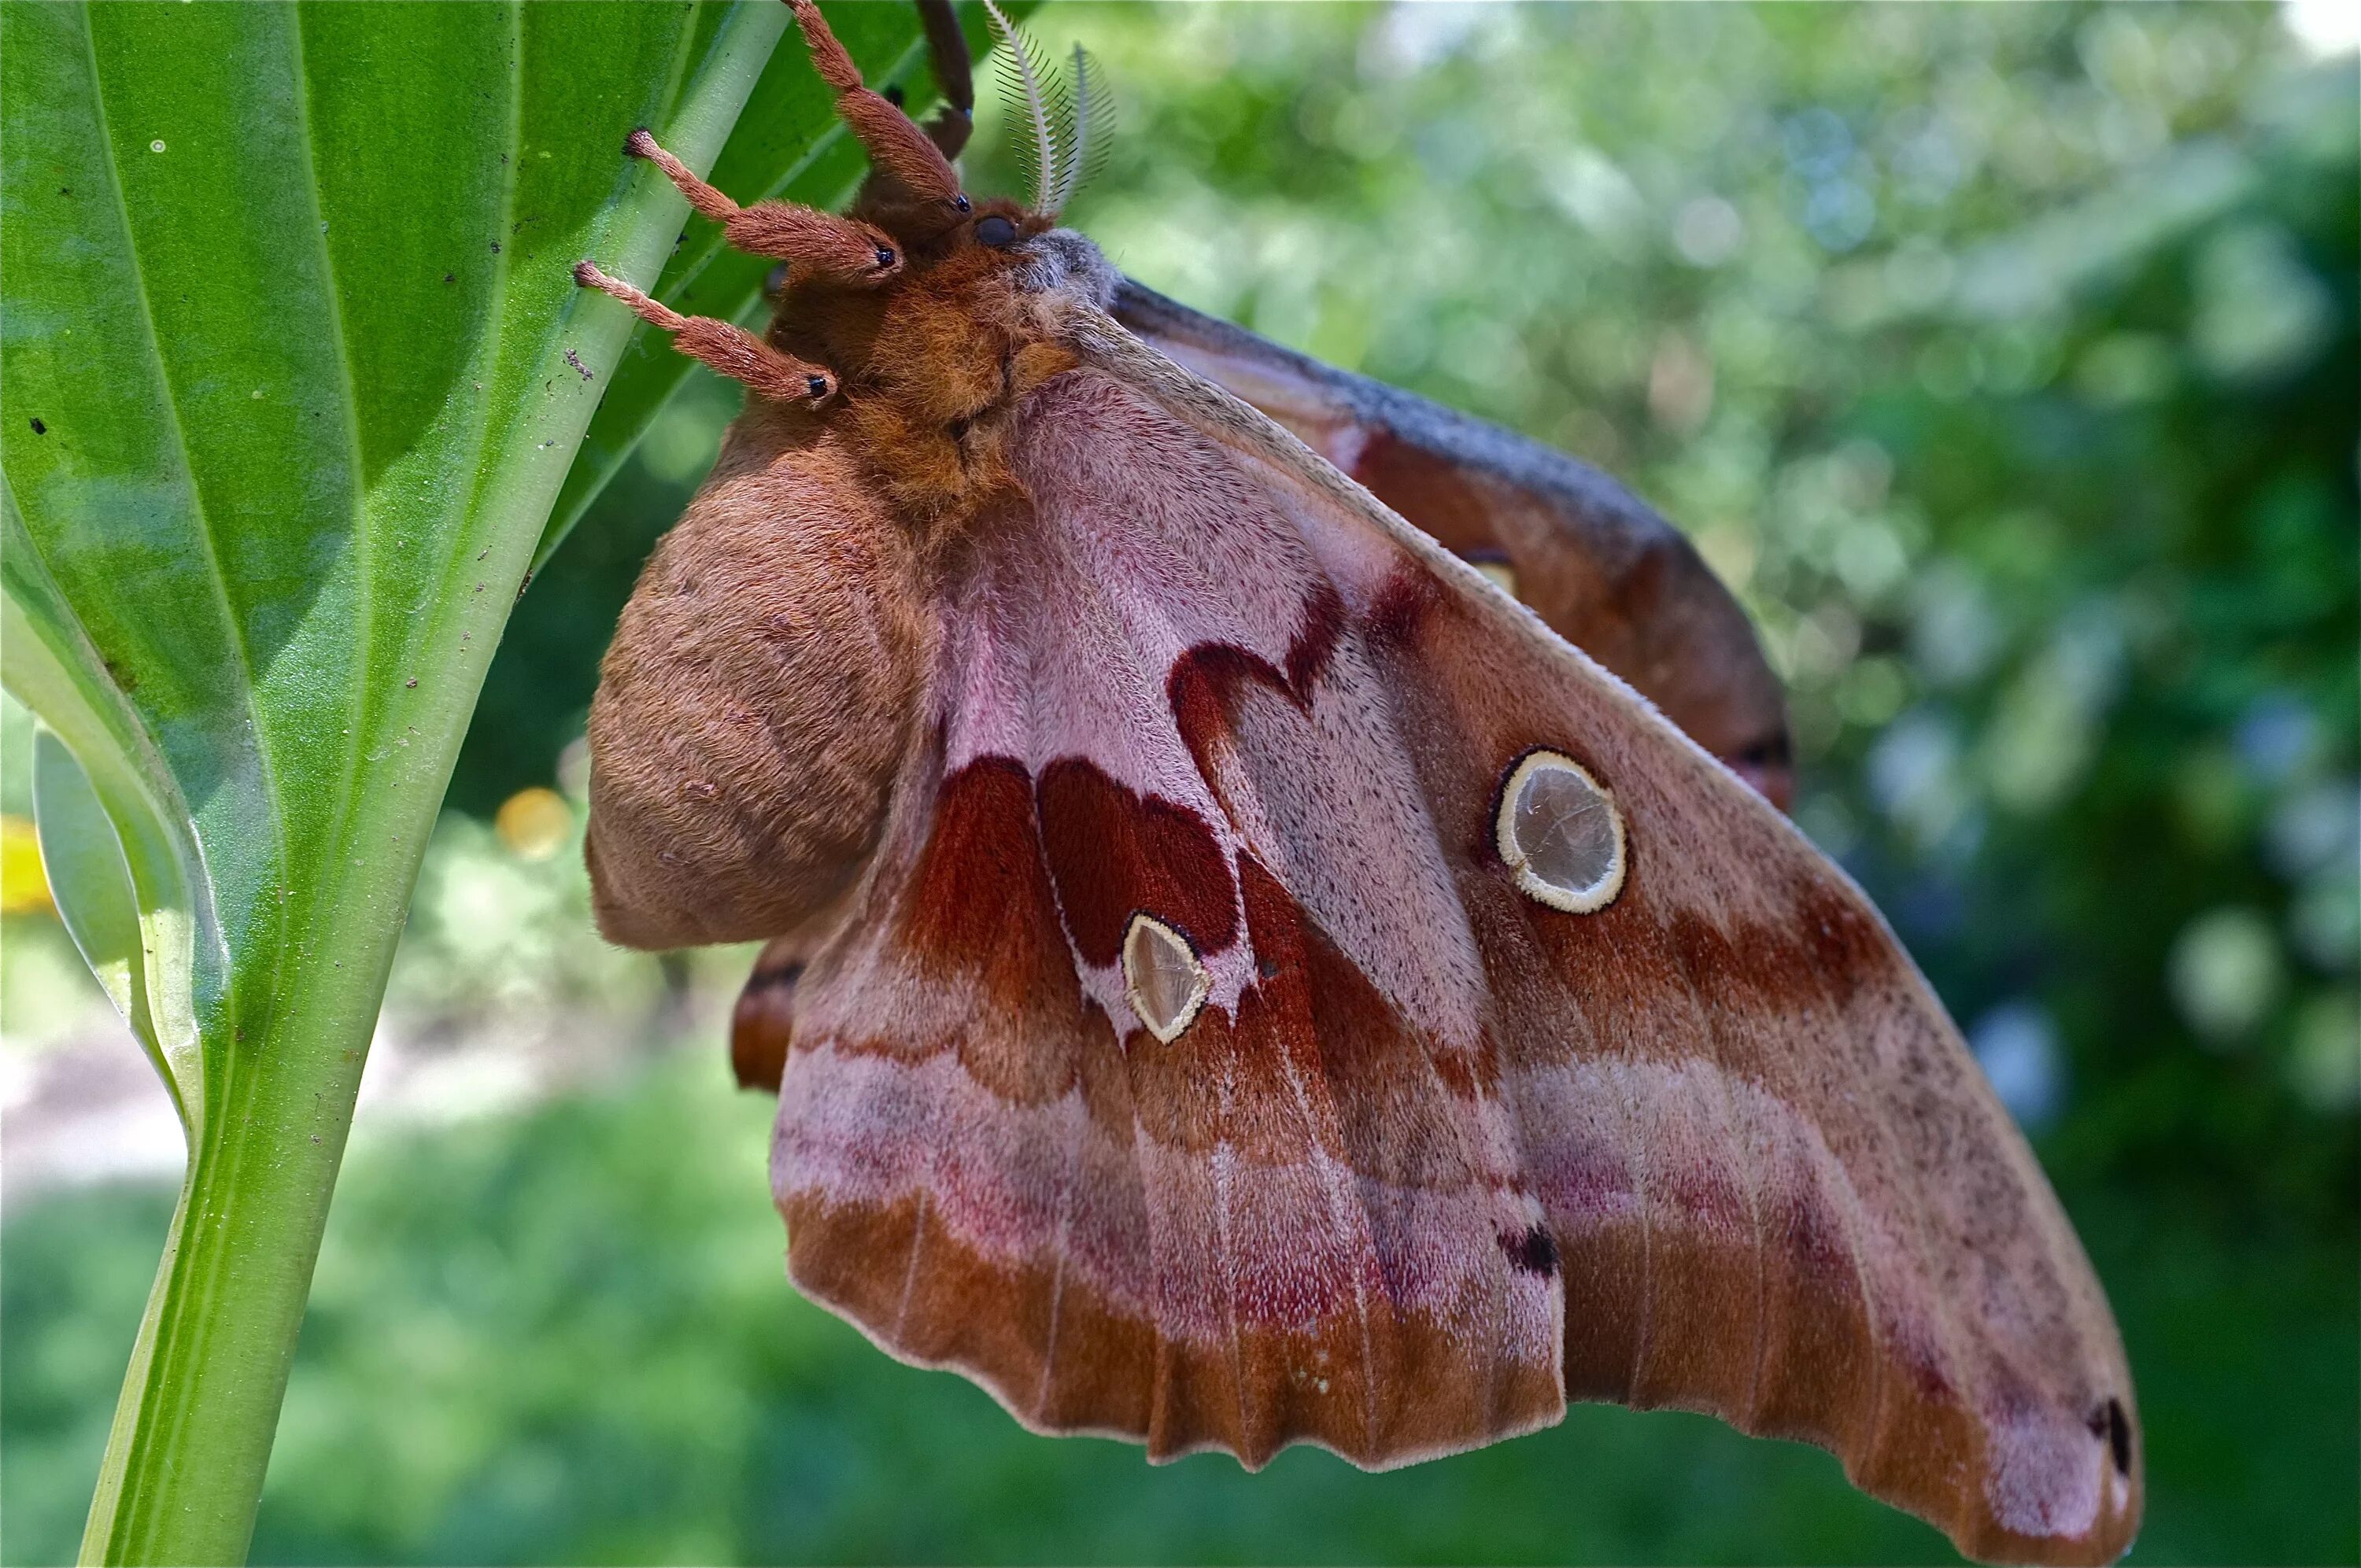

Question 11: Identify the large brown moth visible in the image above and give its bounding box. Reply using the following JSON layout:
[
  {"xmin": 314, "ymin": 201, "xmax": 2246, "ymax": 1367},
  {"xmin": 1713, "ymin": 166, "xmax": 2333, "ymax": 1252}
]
[{"xmin": 572, "ymin": 3, "xmax": 2140, "ymax": 1562}]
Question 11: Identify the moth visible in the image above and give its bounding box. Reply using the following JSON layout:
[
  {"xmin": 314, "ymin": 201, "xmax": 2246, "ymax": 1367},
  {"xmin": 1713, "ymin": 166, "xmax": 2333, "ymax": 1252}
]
[{"xmin": 572, "ymin": 3, "xmax": 2140, "ymax": 1562}]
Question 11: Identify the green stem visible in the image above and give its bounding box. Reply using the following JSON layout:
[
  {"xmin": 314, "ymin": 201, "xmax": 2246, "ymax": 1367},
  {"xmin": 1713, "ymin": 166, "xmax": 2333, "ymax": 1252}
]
[{"xmin": 81, "ymin": 921, "xmax": 400, "ymax": 1565}]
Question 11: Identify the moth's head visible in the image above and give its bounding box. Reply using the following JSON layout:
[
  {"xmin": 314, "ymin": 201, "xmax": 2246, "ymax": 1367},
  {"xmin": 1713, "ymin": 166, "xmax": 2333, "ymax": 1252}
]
[{"xmin": 833, "ymin": 4, "xmax": 1118, "ymax": 308}]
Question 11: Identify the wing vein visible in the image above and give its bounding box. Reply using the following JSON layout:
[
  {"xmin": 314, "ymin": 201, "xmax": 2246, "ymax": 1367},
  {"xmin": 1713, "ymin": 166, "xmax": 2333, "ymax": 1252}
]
[
  {"xmin": 1656, "ymin": 928, "xmax": 1773, "ymax": 1423},
  {"xmin": 1265, "ymin": 976, "xmax": 1385, "ymax": 1455},
  {"xmin": 893, "ymin": 1188, "xmax": 929, "ymax": 1336},
  {"xmin": 1214, "ymin": 1049, "xmax": 1250, "ymax": 1452},
  {"xmin": 1032, "ymin": 1093, "xmax": 1082, "ymax": 1422}
]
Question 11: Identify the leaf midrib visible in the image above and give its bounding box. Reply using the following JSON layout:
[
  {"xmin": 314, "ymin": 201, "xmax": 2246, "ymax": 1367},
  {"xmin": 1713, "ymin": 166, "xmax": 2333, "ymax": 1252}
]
[{"xmin": 284, "ymin": 2, "xmax": 375, "ymax": 961}]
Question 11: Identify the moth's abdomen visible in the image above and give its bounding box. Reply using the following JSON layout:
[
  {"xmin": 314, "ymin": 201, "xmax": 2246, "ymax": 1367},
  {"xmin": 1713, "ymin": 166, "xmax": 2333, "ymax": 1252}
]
[{"xmin": 586, "ymin": 416, "xmax": 923, "ymax": 950}]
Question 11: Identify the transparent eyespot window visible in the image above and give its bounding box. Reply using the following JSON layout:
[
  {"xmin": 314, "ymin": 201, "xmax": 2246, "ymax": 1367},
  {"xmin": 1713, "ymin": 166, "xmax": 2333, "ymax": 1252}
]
[
  {"xmin": 1469, "ymin": 557, "xmax": 1520, "ymax": 600},
  {"xmin": 1122, "ymin": 914, "xmax": 1211, "ymax": 1043},
  {"xmin": 1495, "ymin": 750, "xmax": 1626, "ymax": 913}
]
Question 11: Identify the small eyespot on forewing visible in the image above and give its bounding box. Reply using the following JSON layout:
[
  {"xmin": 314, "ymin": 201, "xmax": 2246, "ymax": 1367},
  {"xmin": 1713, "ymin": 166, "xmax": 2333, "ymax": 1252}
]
[{"xmin": 1121, "ymin": 914, "xmax": 1210, "ymax": 1043}]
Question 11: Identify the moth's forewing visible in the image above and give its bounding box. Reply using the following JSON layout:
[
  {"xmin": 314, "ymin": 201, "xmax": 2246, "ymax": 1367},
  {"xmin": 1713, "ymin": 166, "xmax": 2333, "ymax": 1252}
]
[{"xmin": 1114, "ymin": 281, "xmax": 1793, "ymax": 807}]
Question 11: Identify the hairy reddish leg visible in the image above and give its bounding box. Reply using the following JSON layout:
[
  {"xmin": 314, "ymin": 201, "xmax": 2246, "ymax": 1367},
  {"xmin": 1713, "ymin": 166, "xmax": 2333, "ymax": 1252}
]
[
  {"xmin": 573, "ymin": 261, "xmax": 837, "ymax": 404},
  {"xmin": 783, "ymin": 0, "xmax": 969, "ymax": 215},
  {"xmin": 625, "ymin": 128, "xmax": 901, "ymax": 284},
  {"xmin": 576, "ymin": 0, "xmax": 984, "ymax": 401}
]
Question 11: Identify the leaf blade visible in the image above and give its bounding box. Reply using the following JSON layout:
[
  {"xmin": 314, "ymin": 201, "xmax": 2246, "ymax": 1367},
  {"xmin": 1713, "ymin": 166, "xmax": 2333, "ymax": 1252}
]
[{"xmin": 0, "ymin": 2, "xmax": 927, "ymax": 1559}]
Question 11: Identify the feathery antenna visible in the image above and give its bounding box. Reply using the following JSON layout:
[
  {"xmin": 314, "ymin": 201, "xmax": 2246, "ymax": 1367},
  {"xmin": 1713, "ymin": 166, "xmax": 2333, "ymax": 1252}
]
[
  {"xmin": 981, "ymin": 0, "xmax": 1057, "ymax": 212},
  {"xmin": 1047, "ymin": 44, "xmax": 1114, "ymax": 216}
]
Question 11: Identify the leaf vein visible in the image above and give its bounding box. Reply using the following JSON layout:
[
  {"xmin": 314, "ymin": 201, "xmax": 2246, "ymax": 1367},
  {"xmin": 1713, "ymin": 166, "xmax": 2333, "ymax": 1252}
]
[
  {"xmin": 453, "ymin": 0, "xmax": 527, "ymax": 540},
  {"xmin": 79, "ymin": 1, "xmax": 293, "ymax": 981}
]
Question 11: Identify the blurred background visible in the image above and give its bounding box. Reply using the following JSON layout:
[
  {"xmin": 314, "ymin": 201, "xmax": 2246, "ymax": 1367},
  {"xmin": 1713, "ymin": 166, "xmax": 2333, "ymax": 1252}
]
[{"xmin": 4, "ymin": 2, "xmax": 2354, "ymax": 1562}]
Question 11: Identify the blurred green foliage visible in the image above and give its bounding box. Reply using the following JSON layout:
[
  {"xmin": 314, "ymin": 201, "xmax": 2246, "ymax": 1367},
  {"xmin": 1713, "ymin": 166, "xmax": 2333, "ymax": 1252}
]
[
  {"xmin": 8, "ymin": 1052, "xmax": 2353, "ymax": 1566},
  {"xmin": 6, "ymin": 3, "xmax": 2355, "ymax": 1564}
]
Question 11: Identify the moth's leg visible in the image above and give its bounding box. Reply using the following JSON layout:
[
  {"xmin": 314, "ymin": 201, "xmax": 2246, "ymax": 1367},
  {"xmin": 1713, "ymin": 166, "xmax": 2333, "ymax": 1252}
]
[
  {"xmin": 783, "ymin": 0, "xmax": 968, "ymax": 215},
  {"xmin": 908, "ymin": 0, "xmax": 975, "ymax": 159},
  {"xmin": 574, "ymin": 261, "xmax": 837, "ymax": 404},
  {"xmin": 625, "ymin": 129, "xmax": 900, "ymax": 285}
]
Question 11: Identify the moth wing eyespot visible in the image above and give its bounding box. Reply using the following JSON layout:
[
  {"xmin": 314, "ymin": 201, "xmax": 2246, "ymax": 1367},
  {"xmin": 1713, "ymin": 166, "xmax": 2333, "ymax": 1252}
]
[
  {"xmin": 1495, "ymin": 748, "xmax": 1626, "ymax": 912},
  {"xmin": 1121, "ymin": 913, "xmax": 1210, "ymax": 1044}
]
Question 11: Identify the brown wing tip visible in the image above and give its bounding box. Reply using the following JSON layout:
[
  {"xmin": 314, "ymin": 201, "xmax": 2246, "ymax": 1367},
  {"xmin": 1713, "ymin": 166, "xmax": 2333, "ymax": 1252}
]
[
  {"xmin": 1779, "ymin": 1309, "xmax": 2142, "ymax": 1565},
  {"xmin": 1947, "ymin": 1394, "xmax": 2143, "ymax": 1565}
]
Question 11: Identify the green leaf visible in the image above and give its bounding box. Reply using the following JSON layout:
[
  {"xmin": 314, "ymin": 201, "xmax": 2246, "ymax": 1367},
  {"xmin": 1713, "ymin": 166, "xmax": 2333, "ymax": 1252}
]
[
  {"xmin": 4, "ymin": 495, "xmax": 201, "ymax": 1126},
  {"xmin": 31, "ymin": 724, "xmax": 175, "ymax": 1112},
  {"xmin": 0, "ymin": 2, "xmax": 933, "ymax": 1560}
]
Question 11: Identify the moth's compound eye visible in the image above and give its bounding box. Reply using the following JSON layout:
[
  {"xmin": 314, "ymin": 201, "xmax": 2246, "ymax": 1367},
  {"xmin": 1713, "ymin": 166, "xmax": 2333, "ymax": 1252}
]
[
  {"xmin": 1122, "ymin": 914, "xmax": 1210, "ymax": 1044},
  {"xmin": 952, "ymin": 193, "xmax": 973, "ymax": 214},
  {"xmin": 804, "ymin": 375, "xmax": 830, "ymax": 400},
  {"xmin": 1495, "ymin": 749, "xmax": 1626, "ymax": 913},
  {"xmin": 975, "ymin": 215, "xmax": 1018, "ymax": 249},
  {"xmin": 873, "ymin": 245, "xmax": 896, "ymax": 271}
]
